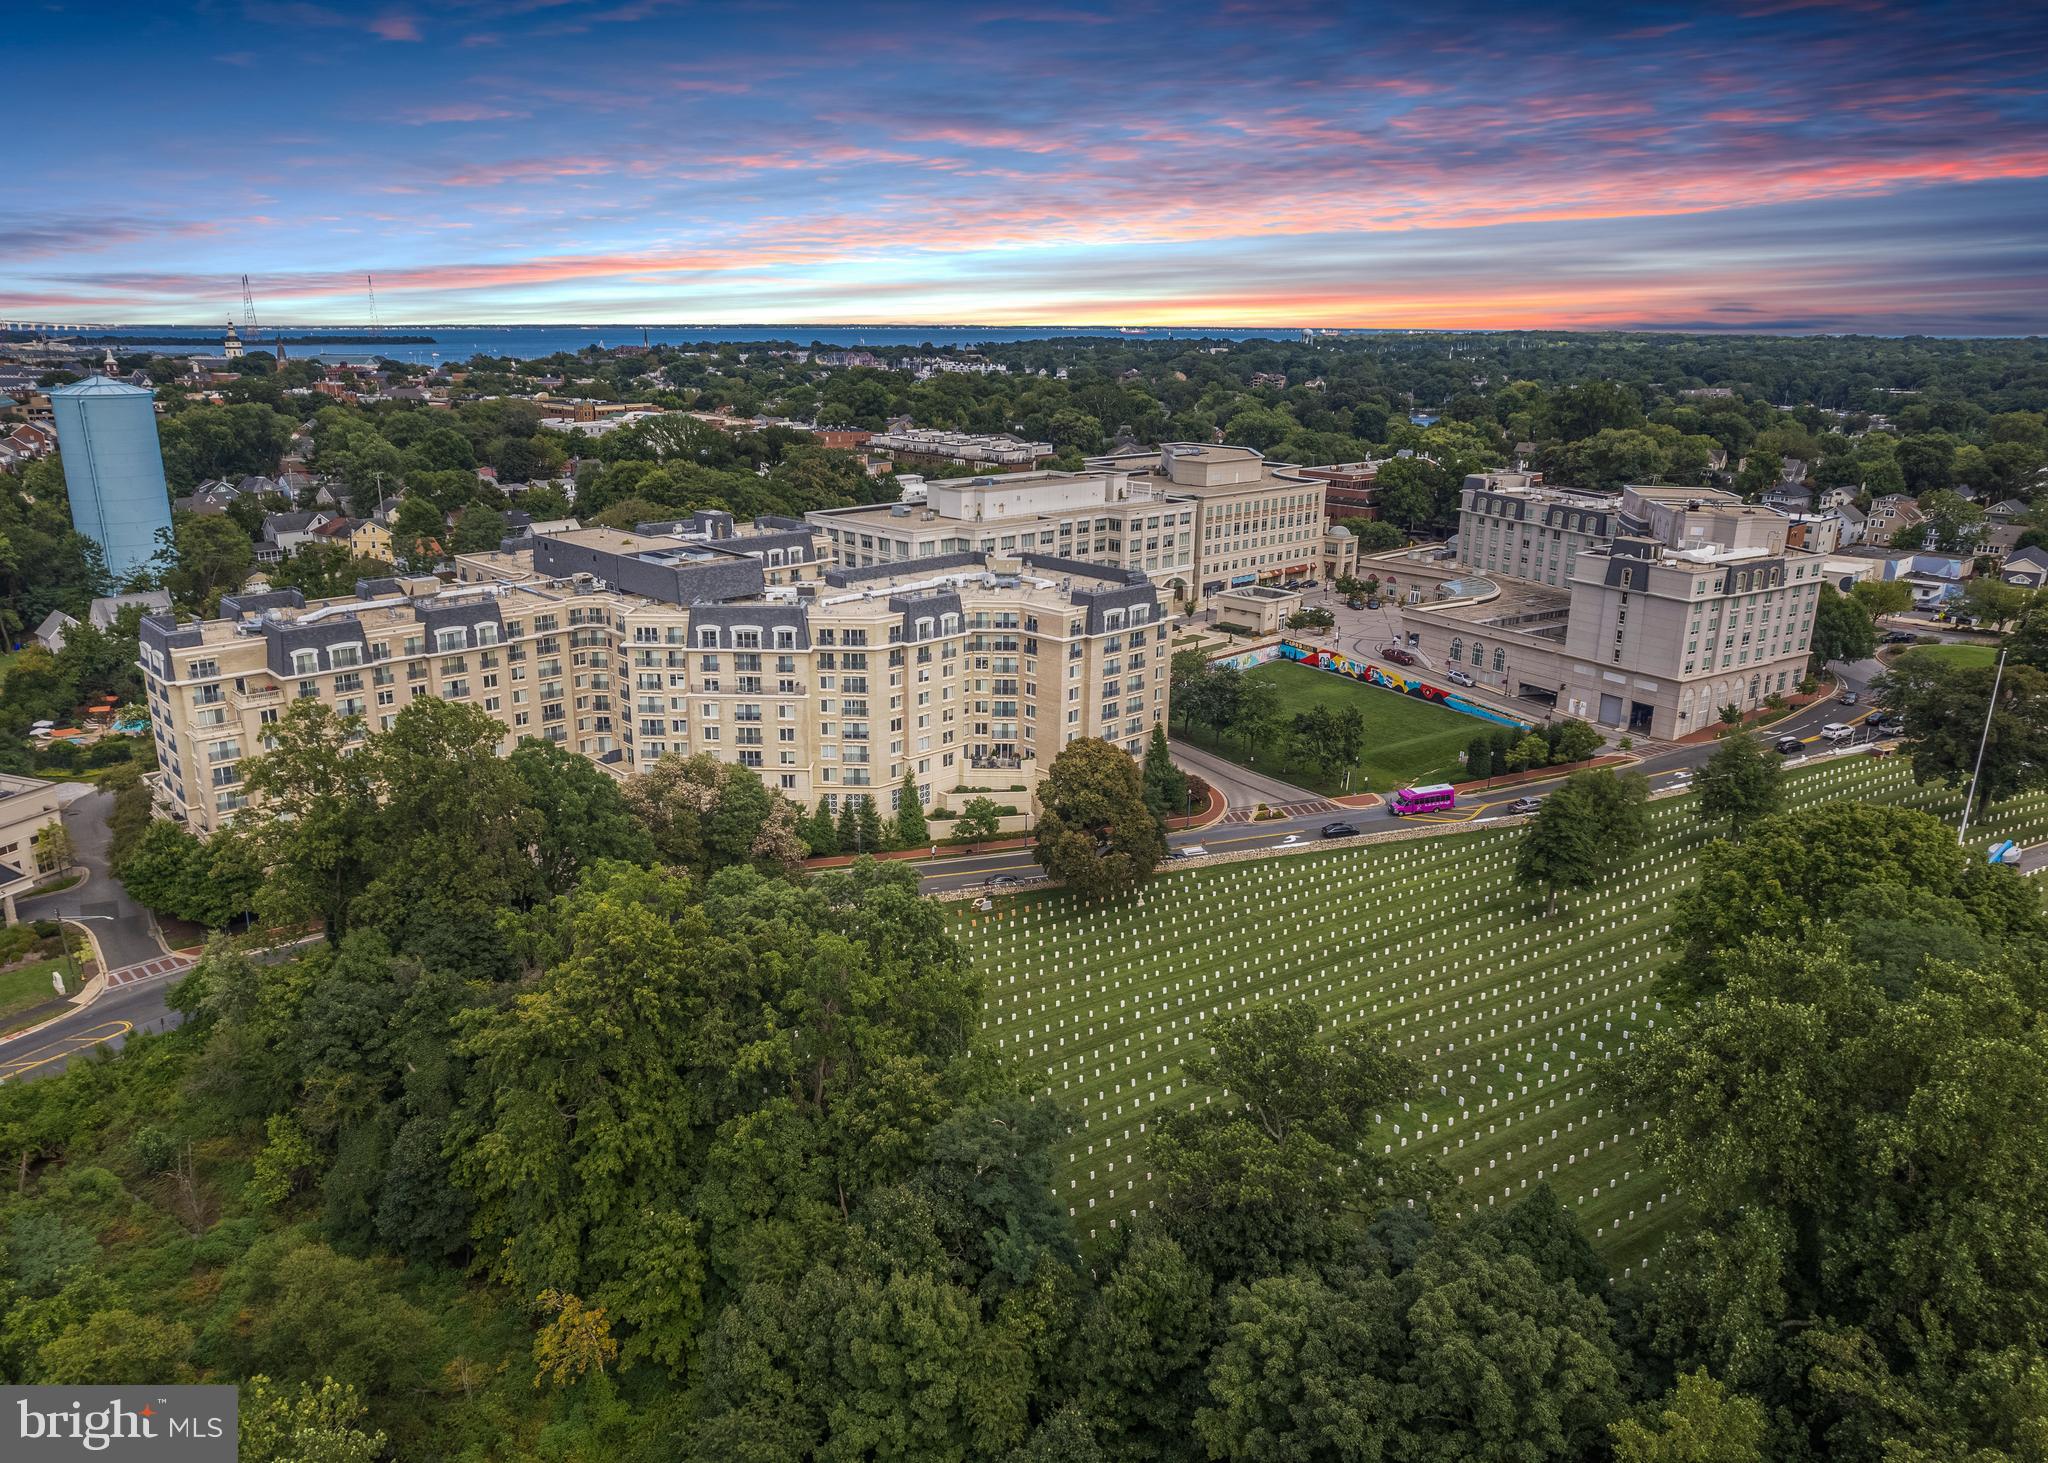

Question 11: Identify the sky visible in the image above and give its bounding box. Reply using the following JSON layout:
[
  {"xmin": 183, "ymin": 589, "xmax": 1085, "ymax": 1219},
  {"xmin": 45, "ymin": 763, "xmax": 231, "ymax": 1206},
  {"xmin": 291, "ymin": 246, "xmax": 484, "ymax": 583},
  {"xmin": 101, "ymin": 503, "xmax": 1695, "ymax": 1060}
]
[{"xmin": 6, "ymin": 0, "xmax": 2048, "ymax": 333}]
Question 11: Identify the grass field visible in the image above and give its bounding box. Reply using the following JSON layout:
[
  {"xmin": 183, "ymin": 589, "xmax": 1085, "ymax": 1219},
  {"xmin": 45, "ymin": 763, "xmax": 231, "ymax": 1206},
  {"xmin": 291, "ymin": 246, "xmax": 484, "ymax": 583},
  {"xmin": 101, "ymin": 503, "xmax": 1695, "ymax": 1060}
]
[
  {"xmin": 957, "ymin": 755, "xmax": 2048, "ymax": 1273},
  {"xmin": 1894, "ymin": 642, "xmax": 1998, "ymax": 670},
  {"xmin": 1175, "ymin": 659, "xmax": 1481, "ymax": 795}
]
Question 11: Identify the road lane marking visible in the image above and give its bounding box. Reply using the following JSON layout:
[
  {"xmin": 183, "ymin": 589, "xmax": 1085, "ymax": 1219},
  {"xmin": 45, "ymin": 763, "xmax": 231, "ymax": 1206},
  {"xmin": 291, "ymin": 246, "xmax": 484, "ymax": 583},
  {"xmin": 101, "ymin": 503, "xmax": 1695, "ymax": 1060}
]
[{"xmin": 0, "ymin": 1020, "xmax": 135, "ymax": 1081}]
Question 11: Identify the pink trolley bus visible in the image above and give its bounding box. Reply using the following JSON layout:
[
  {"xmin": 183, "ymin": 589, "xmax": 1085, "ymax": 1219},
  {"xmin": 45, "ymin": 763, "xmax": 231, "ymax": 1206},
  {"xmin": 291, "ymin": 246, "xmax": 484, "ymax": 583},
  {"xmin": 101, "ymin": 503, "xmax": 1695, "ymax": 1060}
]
[{"xmin": 1388, "ymin": 783, "xmax": 1457, "ymax": 816}]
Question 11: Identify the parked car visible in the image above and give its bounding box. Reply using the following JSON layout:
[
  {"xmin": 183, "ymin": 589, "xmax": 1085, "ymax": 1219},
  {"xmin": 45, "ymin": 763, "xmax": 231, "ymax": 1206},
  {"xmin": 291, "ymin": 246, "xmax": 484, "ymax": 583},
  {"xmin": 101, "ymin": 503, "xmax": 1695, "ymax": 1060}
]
[
  {"xmin": 1837, "ymin": 690, "xmax": 1859, "ymax": 706},
  {"xmin": 1177, "ymin": 843, "xmax": 1208, "ymax": 859},
  {"xmin": 1383, "ymin": 646, "xmax": 1417, "ymax": 666},
  {"xmin": 986, "ymin": 874, "xmax": 1021, "ymax": 889},
  {"xmin": 1447, "ymin": 669, "xmax": 1475, "ymax": 687},
  {"xmin": 1881, "ymin": 630, "xmax": 1916, "ymax": 644},
  {"xmin": 1365, "ymin": 597, "xmax": 1381, "ymax": 609},
  {"xmin": 1821, "ymin": 722, "xmax": 1855, "ymax": 742},
  {"xmin": 1776, "ymin": 735, "xmax": 1805, "ymax": 754},
  {"xmin": 1320, "ymin": 821, "xmax": 1360, "ymax": 838},
  {"xmin": 1346, "ymin": 597, "xmax": 1365, "ymax": 610},
  {"xmin": 1509, "ymin": 796, "xmax": 1543, "ymax": 814}
]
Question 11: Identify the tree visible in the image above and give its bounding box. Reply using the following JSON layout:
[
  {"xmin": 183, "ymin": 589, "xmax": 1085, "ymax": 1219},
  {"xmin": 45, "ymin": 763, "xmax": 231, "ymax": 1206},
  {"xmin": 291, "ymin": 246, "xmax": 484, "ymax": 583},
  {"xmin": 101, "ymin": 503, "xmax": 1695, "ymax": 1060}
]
[
  {"xmin": 1506, "ymin": 732, "xmax": 1551, "ymax": 771},
  {"xmin": 1610, "ymin": 1371, "xmax": 1766, "ymax": 1463},
  {"xmin": 1960, "ymin": 574, "xmax": 2030, "ymax": 630},
  {"xmin": 853, "ymin": 794, "xmax": 885, "ymax": 855},
  {"xmin": 1809, "ymin": 585, "xmax": 1876, "ymax": 666},
  {"xmin": 1233, "ymin": 675, "xmax": 1282, "ymax": 760},
  {"xmin": 1032, "ymin": 738, "xmax": 1167, "ymax": 899},
  {"xmin": 1283, "ymin": 606, "xmax": 1333, "ymax": 633},
  {"xmin": 1668, "ymin": 800, "xmax": 2043, "ymax": 996},
  {"xmin": 532, "ymin": 1290, "xmax": 620, "ymax": 1389},
  {"xmin": 1877, "ymin": 652, "xmax": 2048, "ymax": 812},
  {"xmin": 1605, "ymin": 941, "xmax": 2048, "ymax": 1458},
  {"xmin": 161, "ymin": 512, "xmax": 254, "ymax": 615},
  {"xmin": 955, "ymin": 796, "xmax": 1004, "ymax": 850},
  {"xmin": 450, "ymin": 506, "xmax": 508, "ymax": 554},
  {"xmin": 1148, "ymin": 1000, "xmax": 1431, "ymax": 1279},
  {"xmin": 239, "ymin": 1376, "xmax": 388, "ymax": 1463},
  {"xmin": 1141, "ymin": 723, "xmax": 1189, "ymax": 818},
  {"xmin": 1342, "ymin": 517, "xmax": 1406, "ymax": 551},
  {"xmin": 1545, "ymin": 718, "xmax": 1603, "ymax": 765},
  {"xmin": 506, "ymin": 738, "xmax": 656, "ymax": 892},
  {"xmin": 31, "ymin": 822, "xmax": 75, "ymax": 874},
  {"xmin": 1514, "ymin": 769, "xmax": 1650, "ymax": 913},
  {"xmin": 891, "ymin": 770, "xmax": 929, "ymax": 848},
  {"xmin": 1467, "ymin": 733, "xmax": 1496, "ymax": 780},
  {"xmin": 804, "ymin": 796, "xmax": 840, "ymax": 856},
  {"xmin": 1850, "ymin": 577, "xmax": 1913, "ymax": 619},
  {"xmin": 1694, "ymin": 732, "xmax": 1783, "ymax": 840},
  {"xmin": 1372, "ymin": 456, "xmax": 1454, "ymax": 531},
  {"xmin": 1075, "ymin": 1231, "xmax": 1213, "ymax": 1460},
  {"xmin": 389, "ymin": 496, "xmax": 446, "ymax": 571}
]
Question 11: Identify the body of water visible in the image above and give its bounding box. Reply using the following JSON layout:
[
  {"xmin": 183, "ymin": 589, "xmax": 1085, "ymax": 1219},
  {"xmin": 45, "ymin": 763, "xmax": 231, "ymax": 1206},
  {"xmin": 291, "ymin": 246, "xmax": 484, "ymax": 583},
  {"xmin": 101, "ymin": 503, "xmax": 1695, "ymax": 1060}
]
[{"xmin": 13, "ymin": 322, "xmax": 1350, "ymax": 365}]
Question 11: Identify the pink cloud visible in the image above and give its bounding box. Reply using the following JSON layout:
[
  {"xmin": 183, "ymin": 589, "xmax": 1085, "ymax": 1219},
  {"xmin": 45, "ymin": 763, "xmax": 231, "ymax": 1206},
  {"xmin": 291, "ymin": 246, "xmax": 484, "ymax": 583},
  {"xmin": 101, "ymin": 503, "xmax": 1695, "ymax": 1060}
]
[{"xmin": 367, "ymin": 12, "xmax": 421, "ymax": 40}]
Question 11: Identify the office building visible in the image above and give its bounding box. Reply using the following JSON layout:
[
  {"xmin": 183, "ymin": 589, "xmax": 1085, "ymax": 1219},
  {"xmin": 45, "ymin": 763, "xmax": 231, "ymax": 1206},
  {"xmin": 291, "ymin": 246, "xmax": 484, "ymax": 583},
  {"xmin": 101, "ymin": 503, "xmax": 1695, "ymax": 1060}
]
[
  {"xmin": 1087, "ymin": 444, "xmax": 1330, "ymax": 605},
  {"xmin": 139, "ymin": 523, "xmax": 1168, "ymax": 835},
  {"xmin": 49, "ymin": 376, "xmax": 174, "ymax": 579},
  {"xmin": 0, "ymin": 773, "xmax": 67, "ymax": 925}
]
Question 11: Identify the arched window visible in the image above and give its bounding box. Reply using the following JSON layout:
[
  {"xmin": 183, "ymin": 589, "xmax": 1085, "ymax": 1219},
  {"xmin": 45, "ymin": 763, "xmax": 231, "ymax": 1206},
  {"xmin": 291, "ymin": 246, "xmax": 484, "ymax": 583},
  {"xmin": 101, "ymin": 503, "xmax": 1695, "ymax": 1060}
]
[
  {"xmin": 1450, "ymin": 637, "xmax": 1464, "ymax": 663},
  {"xmin": 1493, "ymin": 648, "xmax": 1507, "ymax": 672},
  {"xmin": 1470, "ymin": 641, "xmax": 1483, "ymax": 665}
]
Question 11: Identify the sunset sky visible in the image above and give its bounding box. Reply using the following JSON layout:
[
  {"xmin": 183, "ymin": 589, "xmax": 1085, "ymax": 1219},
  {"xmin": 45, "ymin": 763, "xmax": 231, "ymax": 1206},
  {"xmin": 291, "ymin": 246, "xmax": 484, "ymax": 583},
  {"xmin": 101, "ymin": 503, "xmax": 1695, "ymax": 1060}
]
[{"xmin": 9, "ymin": 0, "xmax": 2048, "ymax": 331}]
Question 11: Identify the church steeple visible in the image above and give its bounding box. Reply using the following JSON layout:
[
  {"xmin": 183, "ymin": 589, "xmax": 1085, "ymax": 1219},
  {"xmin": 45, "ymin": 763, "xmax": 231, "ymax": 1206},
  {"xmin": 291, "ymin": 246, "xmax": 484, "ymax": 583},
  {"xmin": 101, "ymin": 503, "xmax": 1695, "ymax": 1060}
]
[{"xmin": 223, "ymin": 320, "xmax": 244, "ymax": 360}]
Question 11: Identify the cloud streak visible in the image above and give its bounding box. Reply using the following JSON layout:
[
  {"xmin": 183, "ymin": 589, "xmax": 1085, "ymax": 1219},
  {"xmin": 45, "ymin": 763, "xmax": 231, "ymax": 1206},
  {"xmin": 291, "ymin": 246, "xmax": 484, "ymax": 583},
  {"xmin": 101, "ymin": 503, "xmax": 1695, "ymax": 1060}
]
[{"xmin": 9, "ymin": 0, "xmax": 2048, "ymax": 331}]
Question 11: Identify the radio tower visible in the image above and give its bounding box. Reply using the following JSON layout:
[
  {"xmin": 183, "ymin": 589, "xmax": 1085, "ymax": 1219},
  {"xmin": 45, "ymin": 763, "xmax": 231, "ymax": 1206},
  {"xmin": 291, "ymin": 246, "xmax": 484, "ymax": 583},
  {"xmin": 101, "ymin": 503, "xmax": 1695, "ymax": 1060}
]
[{"xmin": 366, "ymin": 274, "xmax": 382, "ymax": 334}]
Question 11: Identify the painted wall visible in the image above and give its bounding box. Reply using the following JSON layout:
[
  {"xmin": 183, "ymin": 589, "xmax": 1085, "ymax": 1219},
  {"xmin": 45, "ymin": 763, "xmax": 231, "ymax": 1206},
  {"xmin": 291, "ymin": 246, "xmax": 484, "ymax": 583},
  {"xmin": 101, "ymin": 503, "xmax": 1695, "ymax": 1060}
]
[{"xmin": 1204, "ymin": 638, "xmax": 1532, "ymax": 731}]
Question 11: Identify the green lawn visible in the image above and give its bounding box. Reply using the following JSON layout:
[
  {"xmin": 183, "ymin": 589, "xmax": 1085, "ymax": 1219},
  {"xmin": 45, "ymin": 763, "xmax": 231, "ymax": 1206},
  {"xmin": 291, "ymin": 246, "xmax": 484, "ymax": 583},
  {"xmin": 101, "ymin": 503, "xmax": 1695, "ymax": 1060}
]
[
  {"xmin": 957, "ymin": 757, "xmax": 2048, "ymax": 1270},
  {"xmin": 0, "ymin": 950, "xmax": 81, "ymax": 1034},
  {"xmin": 1174, "ymin": 659, "xmax": 1488, "ymax": 795},
  {"xmin": 1894, "ymin": 642, "xmax": 1998, "ymax": 670}
]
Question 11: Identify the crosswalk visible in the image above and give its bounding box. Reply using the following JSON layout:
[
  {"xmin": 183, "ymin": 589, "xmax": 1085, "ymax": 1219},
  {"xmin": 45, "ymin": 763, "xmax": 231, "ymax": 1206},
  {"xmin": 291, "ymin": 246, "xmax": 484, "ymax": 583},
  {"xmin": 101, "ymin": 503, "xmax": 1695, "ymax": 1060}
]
[{"xmin": 1221, "ymin": 798, "xmax": 1339, "ymax": 824}]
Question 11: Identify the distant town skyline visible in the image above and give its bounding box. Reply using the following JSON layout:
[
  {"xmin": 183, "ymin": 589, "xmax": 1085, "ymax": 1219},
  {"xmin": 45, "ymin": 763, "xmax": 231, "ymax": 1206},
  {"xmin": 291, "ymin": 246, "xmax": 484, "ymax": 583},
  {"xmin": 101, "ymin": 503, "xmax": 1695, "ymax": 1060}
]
[{"xmin": 9, "ymin": 0, "xmax": 2048, "ymax": 334}]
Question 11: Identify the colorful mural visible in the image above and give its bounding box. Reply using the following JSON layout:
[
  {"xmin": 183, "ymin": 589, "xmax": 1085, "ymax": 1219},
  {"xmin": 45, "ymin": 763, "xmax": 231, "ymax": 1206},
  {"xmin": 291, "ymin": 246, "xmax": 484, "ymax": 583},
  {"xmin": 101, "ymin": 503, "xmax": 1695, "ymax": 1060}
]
[{"xmin": 1275, "ymin": 641, "xmax": 1532, "ymax": 731}]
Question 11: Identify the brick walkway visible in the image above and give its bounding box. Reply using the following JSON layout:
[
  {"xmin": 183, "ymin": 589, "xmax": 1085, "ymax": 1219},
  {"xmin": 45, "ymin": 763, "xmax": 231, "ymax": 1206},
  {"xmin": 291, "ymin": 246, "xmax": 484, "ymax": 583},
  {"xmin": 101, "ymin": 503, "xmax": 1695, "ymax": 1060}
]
[
  {"xmin": 102, "ymin": 954, "xmax": 195, "ymax": 990},
  {"xmin": 1221, "ymin": 797, "xmax": 1340, "ymax": 824}
]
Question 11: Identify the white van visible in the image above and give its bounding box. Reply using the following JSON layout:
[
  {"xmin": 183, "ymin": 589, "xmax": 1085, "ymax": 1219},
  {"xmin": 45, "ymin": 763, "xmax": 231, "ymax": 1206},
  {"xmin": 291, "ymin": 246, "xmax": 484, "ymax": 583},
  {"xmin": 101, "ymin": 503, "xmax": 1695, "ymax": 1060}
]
[{"xmin": 1821, "ymin": 722, "xmax": 1855, "ymax": 742}]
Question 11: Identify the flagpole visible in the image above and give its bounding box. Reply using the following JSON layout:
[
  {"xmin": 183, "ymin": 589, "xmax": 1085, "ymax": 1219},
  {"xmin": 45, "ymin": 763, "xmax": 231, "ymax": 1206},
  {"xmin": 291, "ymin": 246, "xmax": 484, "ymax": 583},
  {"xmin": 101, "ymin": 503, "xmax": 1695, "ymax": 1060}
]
[{"xmin": 1958, "ymin": 648, "xmax": 2006, "ymax": 847}]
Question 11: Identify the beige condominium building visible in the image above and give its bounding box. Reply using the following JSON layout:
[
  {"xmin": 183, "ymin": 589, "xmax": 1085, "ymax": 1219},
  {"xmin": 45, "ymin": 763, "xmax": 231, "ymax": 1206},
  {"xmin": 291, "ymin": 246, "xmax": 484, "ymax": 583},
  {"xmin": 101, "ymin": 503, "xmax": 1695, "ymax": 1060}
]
[
  {"xmin": 1407, "ymin": 483, "xmax": 1822, "ymax": 740},
  {"xmin": 1086, "ymin": 443, "xmax": 1329, "ymax": 606},
  {"xmin": 140, "ymin": 516, "xmax": 1168, "ymax": 835},
  {"xmin": 808, "ymin": 467, "xmax": 1198, "ymax": 605}
]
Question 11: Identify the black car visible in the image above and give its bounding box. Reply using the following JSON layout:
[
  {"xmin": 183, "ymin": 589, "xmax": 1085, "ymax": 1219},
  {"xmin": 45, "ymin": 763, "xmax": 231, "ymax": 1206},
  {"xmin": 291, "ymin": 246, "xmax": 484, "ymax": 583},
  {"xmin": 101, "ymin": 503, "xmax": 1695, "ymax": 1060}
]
[
  {"xmin": 1881, "ymin": 630, "xmax": 1916, "ymax": 644},
  {"xmin": 1346, "ymin": 597, "xmax": 1365, "ymax": 610},
  {"xmin": 1320, "ymin": 821, "xmax": 1361, "ymax": 838},
  {"xmin": 1775, "ymin": 735, "xmax": 1805, "ymax": 754}
]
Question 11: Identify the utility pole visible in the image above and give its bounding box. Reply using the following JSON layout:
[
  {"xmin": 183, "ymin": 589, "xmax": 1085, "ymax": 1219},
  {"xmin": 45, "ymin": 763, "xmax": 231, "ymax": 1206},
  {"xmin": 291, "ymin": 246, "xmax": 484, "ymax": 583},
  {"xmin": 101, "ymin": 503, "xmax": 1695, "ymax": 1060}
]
[{"xmin": 1958, "ymin": 647, "xmax": 2006, "ymax": 846}]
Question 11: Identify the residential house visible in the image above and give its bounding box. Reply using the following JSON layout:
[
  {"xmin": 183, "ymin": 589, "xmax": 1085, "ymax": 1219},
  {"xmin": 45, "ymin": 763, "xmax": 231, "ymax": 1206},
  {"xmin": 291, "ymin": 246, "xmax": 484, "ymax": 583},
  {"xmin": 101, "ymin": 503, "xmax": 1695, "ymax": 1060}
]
[
  {"xmin": 1986, "ymin": 498, "xmax": 2031, "ymax": 525},
  {"xmin": 1785, "ymin": 514, "xmax": 1843, "ymax": 554},
  {"xmin": 5, "ymin": 422, "xmax": 56, "ymax": 460},
  {"xmin": 349, "ymin": 518, "xmax": 395, "ymax": 563},
  {"xmin": 89, "ymin": 590, "xmax": 171, "ymax": 630},
  {"xmin": 2000, "ymin": 546, "xmax": 2048, "ymax": 589},
  {"xmin": 1972, "ymin": 522, "xmax": 2024, "ymax": 566},
  {"xmin": 1814, "ymin": 484, "xmax": 1859, "ymax": 512},
  {"xmin": 1823, "ymin": 501, "xmax": 1868, "ymax": 546},
  {"xmin": 257, "ymin": 510, "xmax": 339, "ymax": 563},
  {"xmin": 1761, "ymin": 483, "xmax": 1813, "ymax": 514},
  {"xmin": 372, "ymin": 496, "xmax": 405, "ymax": 526},
  {"xmin": 32, "ymin": 610, "xmax": 78, "ymax": 653},
  {"xmin": 1867, "ymin": 494, "xmax": 1924, "ymax": 540}
]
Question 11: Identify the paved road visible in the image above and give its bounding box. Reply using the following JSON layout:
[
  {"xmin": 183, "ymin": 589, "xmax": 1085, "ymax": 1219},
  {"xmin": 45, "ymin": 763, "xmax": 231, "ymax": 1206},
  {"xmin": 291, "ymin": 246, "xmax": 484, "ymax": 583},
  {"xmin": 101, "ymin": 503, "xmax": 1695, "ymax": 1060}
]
[
  {"xmin": 926, "ymin": 658, "xmax": 1889, "ymax": 895},
  {"xmin": 19, "ymin": 788, "xmax": 168, "ymax": 970},
  {"xmin": 1168, "ymin": 738, "xmax": 1330, "ymax": 812}
]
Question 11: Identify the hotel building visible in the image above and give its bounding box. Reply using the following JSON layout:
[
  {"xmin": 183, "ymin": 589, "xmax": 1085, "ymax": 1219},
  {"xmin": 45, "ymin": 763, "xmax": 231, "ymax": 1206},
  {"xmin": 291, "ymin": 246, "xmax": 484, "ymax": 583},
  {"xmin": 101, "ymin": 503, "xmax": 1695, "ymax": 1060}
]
[{"xmin": 1404, "ymin": 482, "xmax": 1823, "ymax": 740}]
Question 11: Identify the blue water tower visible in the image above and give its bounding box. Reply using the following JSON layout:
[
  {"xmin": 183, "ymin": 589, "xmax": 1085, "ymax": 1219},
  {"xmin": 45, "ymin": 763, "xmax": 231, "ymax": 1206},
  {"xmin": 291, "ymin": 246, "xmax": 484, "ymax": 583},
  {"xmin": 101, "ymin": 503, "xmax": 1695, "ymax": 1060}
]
[{"xmin": 49, "ymin": 375, "xmax": 173, "ymax": 580}]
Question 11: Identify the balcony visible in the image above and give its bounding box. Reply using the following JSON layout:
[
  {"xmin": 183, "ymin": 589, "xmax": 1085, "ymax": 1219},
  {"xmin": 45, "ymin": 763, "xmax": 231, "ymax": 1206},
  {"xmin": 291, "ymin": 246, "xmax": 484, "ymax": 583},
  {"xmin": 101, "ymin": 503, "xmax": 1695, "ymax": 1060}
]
[{"xmin": 230, "ymin": 682, "xmax": 283, "ymax": 711}]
